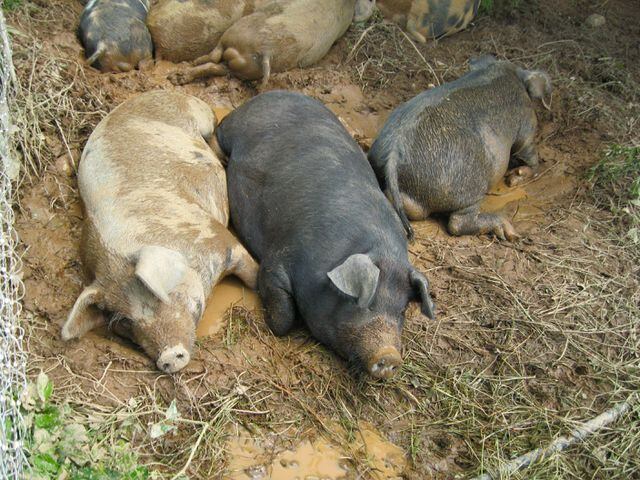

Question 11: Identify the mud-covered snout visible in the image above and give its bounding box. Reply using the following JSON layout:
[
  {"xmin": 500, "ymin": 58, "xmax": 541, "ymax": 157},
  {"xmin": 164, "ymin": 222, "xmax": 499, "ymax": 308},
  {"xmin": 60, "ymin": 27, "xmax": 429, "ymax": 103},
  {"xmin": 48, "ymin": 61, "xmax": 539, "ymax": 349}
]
[
  {"xmin": 157, "ymin": 343, "xmax": 191, "ymax": 373},
  {"xmin": 367, "ymin": 345, "xmax": 402, "ymax": 379}
]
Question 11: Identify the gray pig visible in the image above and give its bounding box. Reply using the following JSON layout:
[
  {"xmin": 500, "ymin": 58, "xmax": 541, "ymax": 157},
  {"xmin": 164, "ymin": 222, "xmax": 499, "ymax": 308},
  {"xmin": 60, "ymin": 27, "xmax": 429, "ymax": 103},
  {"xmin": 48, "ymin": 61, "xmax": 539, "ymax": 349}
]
[
  {"xmin": 79, "ymin": 0, "xmax": 153, "ymax": 72},
  {"xmin": 169, "ymin": 0, "xmax": 376, "ymax": 87},
  {"xmin": 217, "ymin": 91, "xmax": 435, "ymax": 379},
  {"xmin": 368, "ymin": 55, "xmax": 551, "ymax": 240},
  {"xmin": 62, "ymin": 91, "xmax": 258, "ymax": 373}
]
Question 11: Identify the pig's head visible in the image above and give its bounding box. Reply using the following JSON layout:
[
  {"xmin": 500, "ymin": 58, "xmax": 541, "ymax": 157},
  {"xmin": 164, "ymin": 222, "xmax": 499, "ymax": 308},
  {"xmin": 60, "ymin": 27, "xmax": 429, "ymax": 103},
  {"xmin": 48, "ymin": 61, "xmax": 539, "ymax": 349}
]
[
  {"xmin": 62, "ymin": 246, "xmax": 205, "ymax": 374},
  {"xmin": 516, "ymin": 67, "xmax": 552, "ymax": 110},
  {"xmin": 326, "ymin": 253, "xmax": 435, "ymax": 379},
  {"xmin": 354, "ymin": 0, "xmax": 376, "ymax": 22}
]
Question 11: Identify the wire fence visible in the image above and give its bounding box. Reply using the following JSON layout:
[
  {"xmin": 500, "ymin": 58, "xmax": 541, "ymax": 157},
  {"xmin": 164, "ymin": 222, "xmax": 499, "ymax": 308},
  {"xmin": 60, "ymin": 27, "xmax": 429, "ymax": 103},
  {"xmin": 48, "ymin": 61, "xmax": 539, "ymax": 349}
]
[{"xmin": 0, "ymin": 9, "xmax": 28, "ymax": 479}]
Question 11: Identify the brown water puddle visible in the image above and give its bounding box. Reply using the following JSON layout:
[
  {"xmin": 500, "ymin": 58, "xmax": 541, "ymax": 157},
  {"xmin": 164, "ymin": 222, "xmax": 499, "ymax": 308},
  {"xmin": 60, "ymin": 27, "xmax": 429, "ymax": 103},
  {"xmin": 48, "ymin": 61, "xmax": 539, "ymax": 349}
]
[
  {"xmin": 196, "ymin": 277, "xmax": 261, "ymax": 338},
  {"xmin": 482, "ymin": 180, "xmax": 528, "ymax": 213},
  {"xmin": 225, "ymin": 422, "xmax": 406, "ymax": 479}
]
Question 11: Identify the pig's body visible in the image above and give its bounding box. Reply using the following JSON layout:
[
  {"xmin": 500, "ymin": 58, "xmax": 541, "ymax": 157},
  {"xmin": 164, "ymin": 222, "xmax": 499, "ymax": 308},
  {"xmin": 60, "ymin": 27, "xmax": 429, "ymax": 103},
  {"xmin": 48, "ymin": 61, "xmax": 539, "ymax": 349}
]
[
  {"xmin": 376, "ymin": 0, "xmax": 480, "ymax": 43},
  {"xmin": 217, "ymin": 91, "xmax": 435, "ymax": 379},
  {"xmin": 62, "ymin": 91, "xmax": 258, "ymax": 373},
  {"xmin": 147, "ymin": 0, "xmax": 261, "ymax": 62},
  {"xmin": 368, "ymin": 56, "xmax": 551, "ymax": 240},
  {"xmin": 79, "ymin": 0, "xmax": 153, "ymax": 72},
  {"xmin": 169, "ymin": 0, "xmax": 375, "ymax": 87}
]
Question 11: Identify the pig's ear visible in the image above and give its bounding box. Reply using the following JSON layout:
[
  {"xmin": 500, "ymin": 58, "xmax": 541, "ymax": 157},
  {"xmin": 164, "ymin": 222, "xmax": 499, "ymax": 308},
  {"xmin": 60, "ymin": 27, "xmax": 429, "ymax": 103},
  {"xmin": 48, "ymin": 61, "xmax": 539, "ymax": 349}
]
[
  {"xmin": 62, "ymin": 284, "xmax": 107, "ymax": 340},
  {"xmin": 135, "ymin": 246, "xmax": 188, "ymax": 303},
  {"xmin": 517, "ymin": 68, "xmax": 553, "ymax": 110},
  {"xmin": 409, "ymin": 270, "xmax": 436, "ymax": 320},
  {"xmin": 327, "ymin": 254, "xmax": 380, "ymax": 308}
]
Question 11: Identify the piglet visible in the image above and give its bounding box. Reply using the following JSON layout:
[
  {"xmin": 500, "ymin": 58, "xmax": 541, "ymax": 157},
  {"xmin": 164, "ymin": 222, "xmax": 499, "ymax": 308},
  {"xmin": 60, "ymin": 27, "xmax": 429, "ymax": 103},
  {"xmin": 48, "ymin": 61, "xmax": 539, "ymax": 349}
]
[
  {"xmin": 169, "ymin": 0, "xmax": 376, "ymax": 87},
  {"xmin": 368, "ymin": 55, "xmax": 551, "ymax": 240},
  {"xmin": 79, "ymin": 0, "xmax": 153, "ymax": 72},
  {"xmin": 217, "ymin": 91, "xmax": 435, "ymax": 379},
  {"xmin": 62, "ymin": 90, "xmax": 258, "ymax": 373}
]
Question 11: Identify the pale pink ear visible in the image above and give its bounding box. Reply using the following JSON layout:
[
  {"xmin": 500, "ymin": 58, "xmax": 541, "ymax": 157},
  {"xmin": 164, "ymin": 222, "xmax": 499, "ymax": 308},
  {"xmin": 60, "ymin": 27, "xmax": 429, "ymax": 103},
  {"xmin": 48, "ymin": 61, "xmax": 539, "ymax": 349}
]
[{"xmin": 61, "ymin": 284, "xmax": 107, "ymax": 340}]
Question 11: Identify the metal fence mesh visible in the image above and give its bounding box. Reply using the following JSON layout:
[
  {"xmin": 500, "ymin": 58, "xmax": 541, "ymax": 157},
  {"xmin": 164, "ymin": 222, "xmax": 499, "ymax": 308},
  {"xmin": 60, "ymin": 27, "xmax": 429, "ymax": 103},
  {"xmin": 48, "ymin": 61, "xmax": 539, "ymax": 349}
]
[{"xmin": 0, "ymin": 9, "xmax": 28, "ymax": 480}]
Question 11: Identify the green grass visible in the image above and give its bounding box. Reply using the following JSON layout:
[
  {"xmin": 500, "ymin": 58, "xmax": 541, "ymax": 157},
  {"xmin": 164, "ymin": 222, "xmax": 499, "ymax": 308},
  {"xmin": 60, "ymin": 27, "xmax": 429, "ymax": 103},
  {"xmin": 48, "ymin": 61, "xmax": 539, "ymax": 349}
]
[
  {"xmin": 2, "ymin": 0, "xmax": 22, "ymax": 11},
  {"xmin": 478, "ymin": 0, "xmax": 522, "ymax": 16},
  {"xmin": 587, "ymin": 144, "xmax": 640, "ymax": 243},
  {"xmin": 22, "ymin": 373, "xmax": 151, "ymax": 480}
]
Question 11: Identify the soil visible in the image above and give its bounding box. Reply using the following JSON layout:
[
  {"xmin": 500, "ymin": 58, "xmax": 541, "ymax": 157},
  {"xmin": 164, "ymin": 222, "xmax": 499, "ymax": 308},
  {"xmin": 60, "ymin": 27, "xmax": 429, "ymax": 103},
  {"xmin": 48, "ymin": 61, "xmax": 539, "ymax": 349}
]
[{"xmin": 8, "ymin": 0, "xmax": 640, "ymax": 478}]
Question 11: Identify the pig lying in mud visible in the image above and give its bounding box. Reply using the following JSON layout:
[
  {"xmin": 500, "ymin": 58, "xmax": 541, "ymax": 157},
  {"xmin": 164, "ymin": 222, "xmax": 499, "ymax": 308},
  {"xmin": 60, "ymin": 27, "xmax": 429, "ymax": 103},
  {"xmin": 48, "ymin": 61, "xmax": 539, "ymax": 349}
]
[
  {"xmin": 368, "ymin": 55, "xmax": 552, "ymax": 241},
  {"xmin": 216, "ymin": 91, "xmax": 436, "ymax": 379},
  {"xmin": 62, "ymin": 90, "xmax": 258, "ymax": 374},
  {"xmin": 147, "ymin": 0, "xmax": 262, "ymax": 63},
  {"xmin": 79, "ymin": 0, "xmax": 153, "ymax": 72},
  {"xmin": 376, "ymin": 0, "xmax": 480, "ymax": 43},
  {"xmin": 169, "ymin": 0, "xmax": 376, "ymax": 87}
]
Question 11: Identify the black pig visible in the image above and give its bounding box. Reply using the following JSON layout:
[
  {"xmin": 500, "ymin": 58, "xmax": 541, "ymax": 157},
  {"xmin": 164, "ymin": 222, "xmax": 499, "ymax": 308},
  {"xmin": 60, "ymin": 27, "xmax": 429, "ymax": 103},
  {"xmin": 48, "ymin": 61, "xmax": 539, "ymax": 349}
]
[
  {"xmin": 79, "ymin": 0, "xmax": 153, "ymax": 72},
  {"xmin": 216, "ymin": 91, "xmax": 435, "ymax": 379},
  {"xmin": 368, "ymin": 55, "xmax": 552, "ymax": 240}
]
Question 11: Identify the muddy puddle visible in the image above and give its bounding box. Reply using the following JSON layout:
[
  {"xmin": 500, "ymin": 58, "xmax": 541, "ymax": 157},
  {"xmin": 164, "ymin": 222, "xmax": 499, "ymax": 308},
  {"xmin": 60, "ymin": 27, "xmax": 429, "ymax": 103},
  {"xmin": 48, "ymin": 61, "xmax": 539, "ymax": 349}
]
[
  {"xmin": 197, "ymin": 277, "xmax": 261, "ymax": 338},
  {"xmin": 225, "ymin": 422, "xmax": 405, "ymax": 480}
]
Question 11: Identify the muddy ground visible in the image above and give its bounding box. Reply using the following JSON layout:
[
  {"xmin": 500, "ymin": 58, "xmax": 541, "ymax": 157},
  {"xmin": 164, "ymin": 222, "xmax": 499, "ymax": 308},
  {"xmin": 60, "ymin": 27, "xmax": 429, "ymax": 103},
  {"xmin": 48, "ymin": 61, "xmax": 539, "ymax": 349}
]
[{"xmin": 7, "ymin": 0, "xmax": 640, "ymax": 478}]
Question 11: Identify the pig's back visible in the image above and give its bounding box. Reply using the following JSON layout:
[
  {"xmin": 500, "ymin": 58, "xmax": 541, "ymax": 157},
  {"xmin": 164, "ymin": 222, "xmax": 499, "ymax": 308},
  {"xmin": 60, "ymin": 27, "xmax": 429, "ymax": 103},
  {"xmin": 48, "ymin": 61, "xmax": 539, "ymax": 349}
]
[
  {"xmin": 79, "ymin": 92, "xmax": 228, "ymax": 256},
  {"xmin": 370, "ymin": 63, "xmax": 532, "ymax": 211},
  {"xmin": 221, "ymin": 91, "xmax": 404, "ymax": 263}
]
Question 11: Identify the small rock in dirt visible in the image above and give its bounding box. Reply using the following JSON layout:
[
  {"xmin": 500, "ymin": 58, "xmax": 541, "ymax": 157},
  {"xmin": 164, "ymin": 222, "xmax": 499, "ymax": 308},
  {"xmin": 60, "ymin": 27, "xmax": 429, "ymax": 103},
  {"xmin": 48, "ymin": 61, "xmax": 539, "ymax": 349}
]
[
  {"xmin": 55, "ymin": 154, "xmax": 74, "ymax": 176},
  {"xmin": 585, "ymin": 14, "xmax": 606, "ymax": 28}
]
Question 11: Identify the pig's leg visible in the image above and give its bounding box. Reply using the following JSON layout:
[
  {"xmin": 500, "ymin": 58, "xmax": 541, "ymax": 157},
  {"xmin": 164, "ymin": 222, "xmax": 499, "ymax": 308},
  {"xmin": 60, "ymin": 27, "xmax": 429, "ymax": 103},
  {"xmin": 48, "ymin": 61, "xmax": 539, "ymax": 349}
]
[
  {"xmin": 383, "ymin": 150, "xmax": 415, "ymax": 241},
  {"xmin": 512, "ymin": 115, "xmax": 539, "ymax": 168},
  {"xmin": 168, "ymin": 62, "xmax": 229, "ymax": 86},
  {"xmin": 448, "ymin": 204, "xmax": 519, "ymax": 241},
  {"xmin": 225, "ymin": 241, "xmax": 259, "ymax": 290},
  {"xmin": 192, "ymin": 45, "xmax": 224, "ymax": 66},
  {"xmin": 258, "ymin": 264, "xmax": 296, "ymax": 336}
]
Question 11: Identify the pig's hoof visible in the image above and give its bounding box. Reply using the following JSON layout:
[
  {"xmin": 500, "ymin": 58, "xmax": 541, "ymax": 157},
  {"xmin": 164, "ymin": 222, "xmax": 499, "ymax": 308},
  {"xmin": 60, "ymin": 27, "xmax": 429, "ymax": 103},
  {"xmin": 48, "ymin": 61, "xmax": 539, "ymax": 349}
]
[
  {"xmin": 157, "ymin": 344, "xmax": 190, "ymax": 373},
  {"xmin": 505, "ymin": 166, "xmax": 535, "ymax": 187},
  {"xmin": 494, "ymin": 220, "xmax": 520, "ymax": 242},
  {"xmin": 168, "ymin": 71, "xmax": 191, "ymax": 86},
  {"xmin": 368, "ymin": 346, "xmax": 402, "ymax": 379}
]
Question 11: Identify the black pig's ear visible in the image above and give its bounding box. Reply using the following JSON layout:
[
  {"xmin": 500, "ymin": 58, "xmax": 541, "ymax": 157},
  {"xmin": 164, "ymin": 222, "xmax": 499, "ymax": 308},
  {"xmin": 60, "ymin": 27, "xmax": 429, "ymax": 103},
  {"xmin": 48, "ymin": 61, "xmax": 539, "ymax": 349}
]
[
  {"xmin": 328, "ymin": 254, "xmax": 380, "ymax": 309},
  {"xmin": 410, "ymin": 270, "xmax": 436, "ymax": 319}
]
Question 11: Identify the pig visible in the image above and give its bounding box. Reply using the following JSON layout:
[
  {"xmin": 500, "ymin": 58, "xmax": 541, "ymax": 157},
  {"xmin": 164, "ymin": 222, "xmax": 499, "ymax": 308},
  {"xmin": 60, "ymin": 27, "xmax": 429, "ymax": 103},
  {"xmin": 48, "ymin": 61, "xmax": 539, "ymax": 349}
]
[
  {"xmin": 168, "ymin": 0, "xmax": 376, "ymax": 87},
  {"xmin": 147, "ymin": 0, "xmax": 263, "ymax": 63},
  {"xmin": 216, "ymin": 91, "xmax": 436, "ymax": 379},
  {"xmin": 79, "ymin": 0, "xmax": 153, "ymax": 72},
  {"xmin": 61, "ymin": 90, "xmax": 258, "ymax": 373},
  {"xmin": 368, "ymin": 55, "xmax": 552, "ymax": 241},
  {"xmin": 376, "ymin": 0, "xmax": 480, "ymax": 43}
]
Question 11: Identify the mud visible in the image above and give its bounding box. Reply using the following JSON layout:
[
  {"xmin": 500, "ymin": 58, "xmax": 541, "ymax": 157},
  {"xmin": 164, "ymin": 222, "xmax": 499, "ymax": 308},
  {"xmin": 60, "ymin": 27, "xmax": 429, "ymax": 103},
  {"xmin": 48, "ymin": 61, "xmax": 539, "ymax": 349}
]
[
  {"xmin": 8, "ymin": 0, "xmax": 640, "ymax": 477},
  {"xmin": 226, "ymin": 422, "xmax": 405, "ymax": 480}
]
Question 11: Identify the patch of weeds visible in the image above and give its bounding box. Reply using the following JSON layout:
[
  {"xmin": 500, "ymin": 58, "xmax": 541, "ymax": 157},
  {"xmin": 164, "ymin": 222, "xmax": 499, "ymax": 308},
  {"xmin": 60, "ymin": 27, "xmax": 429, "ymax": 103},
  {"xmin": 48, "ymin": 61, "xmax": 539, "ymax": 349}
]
[
  {"xmin": 478, "ymin": 0, "xmax": 523, "ymax": 16},
  {"xmin": 2, "ymin": 0, "xmax": 22, "ymax": 11},
  {"xmin": 587, "ymin": 144, "xmax": 640, "ymax": 243},
  {"xmin": 21, "ymin": 372, "xmax": 152, "ymax": 480}
]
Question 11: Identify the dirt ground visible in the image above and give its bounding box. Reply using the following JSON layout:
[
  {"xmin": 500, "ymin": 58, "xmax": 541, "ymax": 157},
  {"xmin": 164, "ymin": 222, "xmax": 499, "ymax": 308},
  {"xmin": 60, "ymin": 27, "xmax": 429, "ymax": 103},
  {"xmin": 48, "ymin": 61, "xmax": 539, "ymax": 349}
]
[{"xmin": 7, "ymin": 0, "xmax": 640, "ymax": 478}]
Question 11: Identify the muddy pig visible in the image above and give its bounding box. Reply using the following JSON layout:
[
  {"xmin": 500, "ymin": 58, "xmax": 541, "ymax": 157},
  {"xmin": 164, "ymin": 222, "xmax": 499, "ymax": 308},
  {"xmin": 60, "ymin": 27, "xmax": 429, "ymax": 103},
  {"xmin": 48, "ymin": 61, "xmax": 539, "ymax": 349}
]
[
  {"xmin": 147, "ymin": 0, "xmax": 263, "ymax": 63},
  {"xmin": 368, "ymin": 55, "xmax": 552, "ymax": 241},
  {"xmin": 169, "ymin": 0, "xmax": 376, "ymax": 87},
  {"xmin": 61, "ymin": 90, "xmax": 258, "ymax": 373},
  {"xmin": 79, "ymin": 0, "xmax": 153, "ymax": 72},
  {"xmin": 216, "ymin": 91, "xmax": 435, "ymax": 379},
  {"xmin": 375, "ymin": 0, "xmax": 480, "ymax": 43}
]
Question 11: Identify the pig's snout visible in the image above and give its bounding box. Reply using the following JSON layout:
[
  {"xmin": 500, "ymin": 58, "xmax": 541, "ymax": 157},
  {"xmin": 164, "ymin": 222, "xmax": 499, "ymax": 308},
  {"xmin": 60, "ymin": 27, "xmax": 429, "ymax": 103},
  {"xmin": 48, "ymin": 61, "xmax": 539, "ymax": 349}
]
[
  {"xmin": 367, "ymin": 346, "xmax": 402, "ymax": 379},
  {"xmin": 157, "ymin": 344, "xmax": 190, "ymax": 373}
]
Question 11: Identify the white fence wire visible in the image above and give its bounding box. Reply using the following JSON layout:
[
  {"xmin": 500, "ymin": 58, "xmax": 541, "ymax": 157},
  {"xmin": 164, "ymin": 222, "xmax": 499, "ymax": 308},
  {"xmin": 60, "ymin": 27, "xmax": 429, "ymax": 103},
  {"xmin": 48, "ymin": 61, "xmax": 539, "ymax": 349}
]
[{"xmin": 0, "ymin": 9, "xmax": 28, "ymax": 480}]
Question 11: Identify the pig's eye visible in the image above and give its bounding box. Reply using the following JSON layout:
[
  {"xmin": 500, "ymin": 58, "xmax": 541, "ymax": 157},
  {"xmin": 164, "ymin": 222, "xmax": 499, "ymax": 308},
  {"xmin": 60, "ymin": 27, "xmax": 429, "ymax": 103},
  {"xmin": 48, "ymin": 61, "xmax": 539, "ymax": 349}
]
[{"xmin": 176, "ymin": 353, "xmax": 184, "ymax": 359}]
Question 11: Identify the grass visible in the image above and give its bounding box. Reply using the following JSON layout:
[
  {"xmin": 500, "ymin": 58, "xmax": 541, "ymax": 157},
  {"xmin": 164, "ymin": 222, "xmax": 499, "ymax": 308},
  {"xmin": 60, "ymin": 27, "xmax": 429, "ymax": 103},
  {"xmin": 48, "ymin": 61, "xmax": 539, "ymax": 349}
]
[
  {"xmin": 22, "ymin": 372, "xmax": 150, "ymax": 479},
  {"xmin": 2, "ymin": 0, "xmax": 22, "ymax": 11},
  {"xmin": 587, "ymin": 145, "xmax": 640, "ymax": 244},
  {"xmin": 478, "ymin": 0, "xmax": 523, "ymax": 16}
]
